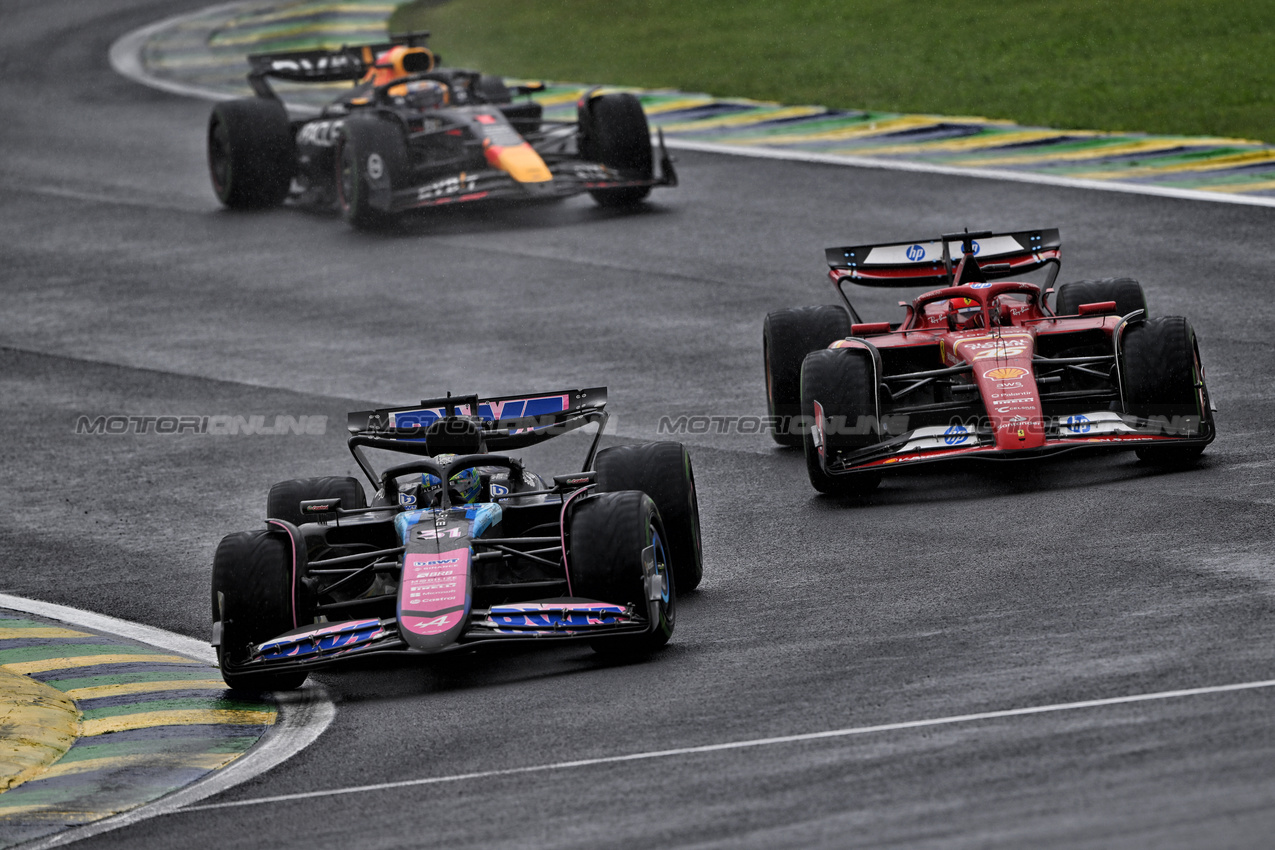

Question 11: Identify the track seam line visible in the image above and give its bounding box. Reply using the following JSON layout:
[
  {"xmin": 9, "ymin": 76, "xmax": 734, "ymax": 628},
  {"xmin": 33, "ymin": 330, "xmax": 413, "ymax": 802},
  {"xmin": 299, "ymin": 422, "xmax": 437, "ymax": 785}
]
[{"xmin": 181, "ymin": 676, "xmax": 1275, "ymax": 812}]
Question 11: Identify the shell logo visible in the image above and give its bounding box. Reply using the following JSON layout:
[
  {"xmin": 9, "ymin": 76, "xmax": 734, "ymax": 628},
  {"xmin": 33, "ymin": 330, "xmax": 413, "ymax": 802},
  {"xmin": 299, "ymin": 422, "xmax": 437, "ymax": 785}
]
[{"xmin": 984, "ymin": 366, "xmax": 1029, "ymax": 380}]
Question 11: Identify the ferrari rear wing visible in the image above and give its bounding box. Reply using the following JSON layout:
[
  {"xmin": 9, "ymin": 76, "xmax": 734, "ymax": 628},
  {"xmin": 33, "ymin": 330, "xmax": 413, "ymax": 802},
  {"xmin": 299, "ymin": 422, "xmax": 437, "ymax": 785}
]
[{"xmin": 826, "ymin": 228, "xmax": 1061, "ymax": 288}]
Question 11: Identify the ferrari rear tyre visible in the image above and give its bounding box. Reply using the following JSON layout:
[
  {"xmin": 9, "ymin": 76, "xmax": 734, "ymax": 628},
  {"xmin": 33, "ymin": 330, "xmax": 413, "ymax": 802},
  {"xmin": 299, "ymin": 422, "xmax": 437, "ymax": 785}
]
[
  {"xmin": 764, "ymin": 306, "xmax": 852, "ymax": 447},
  {"xmin": 580, "ymin": 93, "xmax": 653, "ymax": 207},
  {"xmin": 1121, "ymin": 316, "xmax": 1209, "ymax": 465},
  {"xmin": 266, "ymin": 476, "xmax": 367, "ymax": 526},
  {"xmin": 336, "ymin": 116, "xmax": 408, "ymax": 230},
  {"xmin": 800, "ymin": 347, "xmax": 882, "ymax": 495},
  {"xmin": 211, "ymin": 529, "xmax": 309, "ymax": 692},
  {"xmin": 594, "ymin": 442, "xmax": 702, "ymax": 591},
  {"xmin": 207, "ymin": 98, "xmax": 295, "ymax": 209},
  {"xmin": 1055, "ymin": 278, "xmax": 1147, "ymax": 317},
  {"xmin": 567, "ymin": 491, "xmax": 674, "ymax": 656}
]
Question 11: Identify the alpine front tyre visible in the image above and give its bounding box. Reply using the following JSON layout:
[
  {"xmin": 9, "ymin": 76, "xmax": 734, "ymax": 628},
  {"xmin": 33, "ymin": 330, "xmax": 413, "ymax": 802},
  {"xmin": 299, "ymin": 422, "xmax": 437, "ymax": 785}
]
[
  {"xmin": 764, "ymin": 306, "xmax": 851, "ymax": 447},
  {"xmin": 211, "ymin": 529, "xmax": 309, "ymax": 692},
  {"xmin": 567, "ymin": 491, "xmax": 674, "ymax": 656},
  {"xmin": 207, "ymin": 98, "xmax": 295, "ymax": 209}
]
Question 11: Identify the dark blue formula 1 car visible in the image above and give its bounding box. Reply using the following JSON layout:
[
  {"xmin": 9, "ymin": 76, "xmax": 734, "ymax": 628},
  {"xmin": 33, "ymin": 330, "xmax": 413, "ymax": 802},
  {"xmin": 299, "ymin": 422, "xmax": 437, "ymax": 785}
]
[{"xmin": 211, "ymin": 388, "xmax": 701, "ymax": 691}]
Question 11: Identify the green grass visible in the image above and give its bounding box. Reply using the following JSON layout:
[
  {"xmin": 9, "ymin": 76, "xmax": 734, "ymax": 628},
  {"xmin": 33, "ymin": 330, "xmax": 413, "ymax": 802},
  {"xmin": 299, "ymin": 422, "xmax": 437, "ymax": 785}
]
[{"xmin": 390, "ymin": 0, "xmax": 1275, "ymax": 142}]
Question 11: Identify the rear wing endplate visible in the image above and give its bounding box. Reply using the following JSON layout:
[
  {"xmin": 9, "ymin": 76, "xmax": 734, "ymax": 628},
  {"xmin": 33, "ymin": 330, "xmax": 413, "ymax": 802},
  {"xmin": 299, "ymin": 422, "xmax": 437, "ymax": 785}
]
[{"xmin": 826, "ymin": 228, "xmax": 1061, "ymax": 288}]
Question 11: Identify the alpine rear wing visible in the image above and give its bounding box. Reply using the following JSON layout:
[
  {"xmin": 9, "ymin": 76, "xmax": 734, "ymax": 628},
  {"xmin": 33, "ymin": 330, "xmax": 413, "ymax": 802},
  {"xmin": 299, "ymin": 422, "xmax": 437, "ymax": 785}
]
[
  {"xmin": 825, "ymin": 228, "xmax": 1061, "ymax": 288},
  {"xmin": 348, "ymin": 386, "xmax": 607, "ymax": 452},
  {"xmin": 246, "ymin": 31, "xmax": 434, "ymax": 97}
]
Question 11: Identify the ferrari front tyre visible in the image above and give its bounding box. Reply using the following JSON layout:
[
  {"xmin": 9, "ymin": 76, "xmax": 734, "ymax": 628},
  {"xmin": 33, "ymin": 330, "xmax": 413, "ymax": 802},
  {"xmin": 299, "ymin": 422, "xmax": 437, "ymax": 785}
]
[
  {"xmin": 567, "ymin": 491, "xmax": 674, "ymax": 656},
  {"xmin": 579, "ymin": 93, "xmax": 654, "ymax": 207},
  {"xmin": 207, "ymin": 98, "xmax": 295, "ymax": 209},
  {"xmin": 1121, "ymin": 316, "xmax": 1210, "ymax": 465},
  {"xmin": 335, "ymin": 116, "xmax": 408, "ymax": 230},
  {"xmin": 800, "ymin": 347, "xmax": 882, "ymax": 495},
  {"xmin": 764, "ymin": 306, "xmax": 852, "ymax": 447},
  {"xmin": 211, "ymin": 529, "xmax": 309, "ymax": 692},
  {"xmin": 594, "ymin": 442, "xmax": 702, "ymax": 592},
  {"xmin": 1055, "ymin": 278, "xmax": 1147, "ymax": 317},
  {"xmin": 266, "ymin": 476, "xmax": 367, "ymax": 526}
]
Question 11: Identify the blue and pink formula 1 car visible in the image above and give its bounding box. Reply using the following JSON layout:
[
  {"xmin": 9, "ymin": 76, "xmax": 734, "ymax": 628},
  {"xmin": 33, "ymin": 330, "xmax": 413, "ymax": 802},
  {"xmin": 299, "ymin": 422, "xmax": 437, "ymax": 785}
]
[
  {"xmin": 764, "ymin": 228, "xmax": 1216, "ymax": 495},
  {"xmin": 211, "ymin": 388, "xmax": 701, "ymax": 691}
]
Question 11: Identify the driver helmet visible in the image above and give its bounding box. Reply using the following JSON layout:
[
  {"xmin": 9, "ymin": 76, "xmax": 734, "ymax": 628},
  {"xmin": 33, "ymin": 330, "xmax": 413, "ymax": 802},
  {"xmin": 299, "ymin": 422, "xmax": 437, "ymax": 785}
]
[
  {"xmin": 392, "ymin": 79, "xmax": 449, "ymax": 109},
  {"xmin": 423, "ymin": 454, "xmax": 482, "ymax": 505},
  {"xmin": 362, "ymin": 45, "xmax": 435, "ymax": 87},
  {"xmin": 948, "ymin": 297, "xmax": 983, "ymax": 331}
]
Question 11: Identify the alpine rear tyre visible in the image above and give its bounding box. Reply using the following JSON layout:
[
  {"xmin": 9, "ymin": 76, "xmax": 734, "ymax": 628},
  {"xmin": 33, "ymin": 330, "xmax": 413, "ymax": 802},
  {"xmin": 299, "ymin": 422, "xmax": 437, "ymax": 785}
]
[
  {"xmin": 567, "ymin": 491, "xmax": 674, "ymax": 656},
  {"xmin": 764, "ymin": 306, "xmax": 851, "ymax": 447},
  {"xmin": 266, "ymin": 476, "xmax": 367, "ymax": 526},
  {"xmin": 594, "ymin": 442, "xmax": 702, "ymax": 591},
  {"xmin": 207, "ymin": 98, "xmax": 295, "ymax": 209},
  {"xmin": 211, "ymin": 529, "xmax": 309, "ymax": 692}
]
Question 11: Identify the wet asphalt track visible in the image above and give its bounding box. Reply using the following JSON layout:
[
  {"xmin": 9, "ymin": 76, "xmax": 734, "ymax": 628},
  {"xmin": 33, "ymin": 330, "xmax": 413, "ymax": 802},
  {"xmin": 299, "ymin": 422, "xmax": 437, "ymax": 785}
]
[{"xmin": 4, "ymin": 1, "xmax": 1275, "ymax": 847}]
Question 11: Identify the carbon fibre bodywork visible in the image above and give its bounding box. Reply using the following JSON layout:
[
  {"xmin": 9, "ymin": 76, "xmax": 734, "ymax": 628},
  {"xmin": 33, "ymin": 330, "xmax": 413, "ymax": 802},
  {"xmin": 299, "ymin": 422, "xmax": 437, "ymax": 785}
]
[
  {"xmin": 213, "ymin": 388, "xmax": 675, "ymax": 682},
  {"xmin": 216, "ymin": 35, "xmax": 675, "ymax": 218}
]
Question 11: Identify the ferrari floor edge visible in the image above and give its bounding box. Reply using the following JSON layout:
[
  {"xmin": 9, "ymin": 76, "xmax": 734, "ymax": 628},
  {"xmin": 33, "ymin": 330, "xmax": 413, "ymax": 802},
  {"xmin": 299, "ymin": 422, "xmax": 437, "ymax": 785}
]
[{"xmin": 0, "ymin": 595, "xmax": 334, "ymax": 850}]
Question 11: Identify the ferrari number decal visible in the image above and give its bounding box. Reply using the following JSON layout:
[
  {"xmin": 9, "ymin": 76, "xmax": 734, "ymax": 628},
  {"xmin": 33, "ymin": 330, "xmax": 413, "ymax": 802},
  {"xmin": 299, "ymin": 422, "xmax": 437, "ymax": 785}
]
[
  {"xmin": 417, "ymin": 173, "xmax": 478, "ymax": 201},
  {"xmin": 366, "ymin": 153, "xmax": 384, "ymax": 180},
  {"xmin": 972, "ymin": 345, "xmax": 1027, "ymax": 360}
]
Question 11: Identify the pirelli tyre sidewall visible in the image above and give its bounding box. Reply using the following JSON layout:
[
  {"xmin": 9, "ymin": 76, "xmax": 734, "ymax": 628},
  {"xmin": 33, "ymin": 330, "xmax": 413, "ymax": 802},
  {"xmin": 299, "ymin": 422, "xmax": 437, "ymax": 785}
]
[
  {"xmin": 212, "ymin": 528, "xmax": 309, "ymax": 692},
  {"xmin": 207, "ymin": 97, "xmax": 295, "ymax": 209},
  {"xmin": 336, "ymin": 115, "xmax": 408, "ymax": 229},
  {"xmin": 594, "ymin": 442, "xmax": 702, "ymax": 592},
  {"xmin": 1121, "ymin": 315, "xmax": 1211, "ymax": 464},
  {"xmin": 800, "ymin": 347, "xmax": 883, "ymax": 495},
  {"xmin": 579, "ymin": 93, "xmax": 653, "ymax": 207},
  {"xmin": 567, "ymin": 491, "xmax": 674, "ymax": 656},
  {"xmin": 764, "ymin": 306, "xmax": 852, "ymax": 447}
]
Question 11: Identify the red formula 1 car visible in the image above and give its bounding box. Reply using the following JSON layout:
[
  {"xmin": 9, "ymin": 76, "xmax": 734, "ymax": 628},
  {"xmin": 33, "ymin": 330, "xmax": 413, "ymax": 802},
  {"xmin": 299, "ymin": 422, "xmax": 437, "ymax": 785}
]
[{"xmin": 763, "ymin": 228, "xmax": 1215, "ymax": 494}]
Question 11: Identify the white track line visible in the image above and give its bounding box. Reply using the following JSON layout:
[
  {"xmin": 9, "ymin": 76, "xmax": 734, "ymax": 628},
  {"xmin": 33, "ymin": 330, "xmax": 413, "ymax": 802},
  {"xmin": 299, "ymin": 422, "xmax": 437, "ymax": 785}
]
[
  {"xmin": 108, "ymin": 8, "xmax": 1275, "ymax": 209},
  {"xmin": 663, "ymin": 139, "xmax": 1275, "ymax": 209},
  {"xmin": 183, "ymin": 676, "xmax": 1275, "ymax": 812},
  {"xmin": 0, "ymin": 593, "xmax": 335, "ymax": 847}
]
